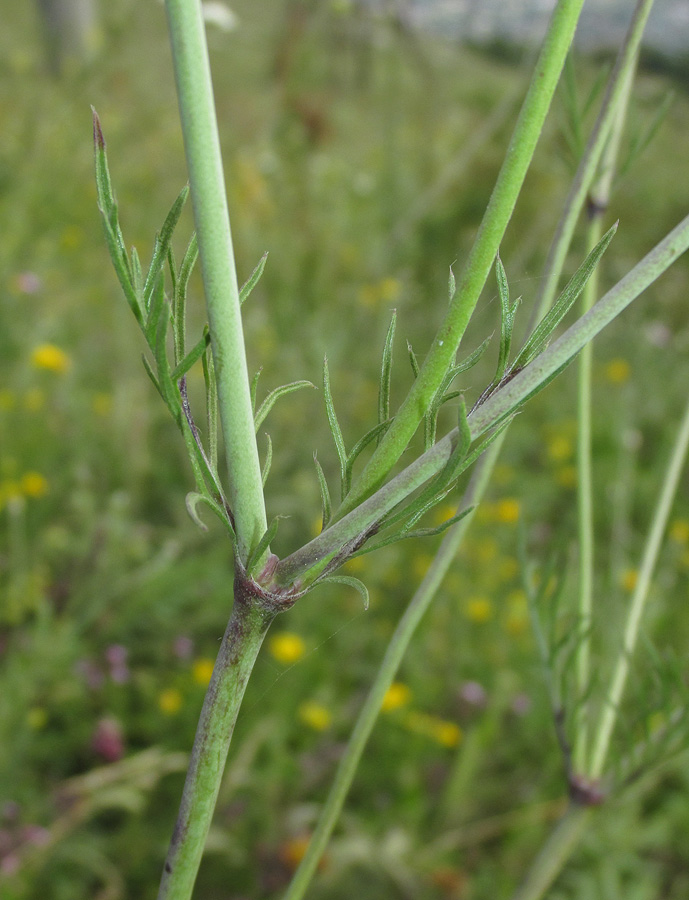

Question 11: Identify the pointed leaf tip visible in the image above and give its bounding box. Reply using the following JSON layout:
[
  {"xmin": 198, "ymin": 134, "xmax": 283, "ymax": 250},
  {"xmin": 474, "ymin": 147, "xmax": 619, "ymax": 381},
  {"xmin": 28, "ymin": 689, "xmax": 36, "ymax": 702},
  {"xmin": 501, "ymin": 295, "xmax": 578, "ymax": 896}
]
[{"xmin": 91, "ymin": 107, "xmax": 105, "ymax": 150}]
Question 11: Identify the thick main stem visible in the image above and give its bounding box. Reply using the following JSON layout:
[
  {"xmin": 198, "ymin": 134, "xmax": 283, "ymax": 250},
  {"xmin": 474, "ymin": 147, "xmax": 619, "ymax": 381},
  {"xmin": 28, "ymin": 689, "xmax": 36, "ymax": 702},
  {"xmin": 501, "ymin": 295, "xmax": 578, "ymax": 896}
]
[
  {"xmin": 165, "ymin": 0, "xmax": 267, "ymax": 563},
  {"xmin": 157, "ymin": 581, "xmax": 275, "ymax": 900}
]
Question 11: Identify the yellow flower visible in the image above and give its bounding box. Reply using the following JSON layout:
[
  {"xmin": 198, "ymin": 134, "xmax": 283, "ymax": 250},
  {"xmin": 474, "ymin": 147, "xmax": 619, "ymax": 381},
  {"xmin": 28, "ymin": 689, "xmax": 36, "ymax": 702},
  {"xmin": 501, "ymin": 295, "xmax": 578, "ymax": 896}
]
[
  {"xmin": 21, "ymin": 472, "xmax": 49, "ymax": 498},
  {"xmin": 402, "ymin": 710, "xmax": 462, "ymax": 748},
  {"xmin": 298, "ymin": 701, "xmax": 332, "ymax": 731},
  {"xmin": 381, "ymin": 682, "xmax": 412, "ymax": 712},
  {"xmin": 496, "ymin": 498, "xmax": 520, "ymax": 524},
  {"xmin": 0, "ymin": 480, "xmax": 22, "ymax": 506},
  {"xmin": 430, "ymin": 720, "xmax": 462, "ymax": 748},
  {"xmin": 27, "ymin": 707, "xmax": 48, "ymax": 730},
  {"xmin": 159, "ymin": 688, "xmax": 183, "ymax": 715},
  {"xmin": 476, "ymin": 537, "xmax": 498, "ymax": 563},
  {"xmin": 669, "ymin": 519, "xmax": 689, "ymax": 546},
  {"xmin": 604, "ymin": 358, "xmax": 631, "ymax": 385},
  {"xmin": 358, "ymin": 277, "xmax": 401, "ymax": 308},
  {"xmin": 547, "ymin": 435, "xmax": 573, "ymax": 463},
  {"xmin": 464, "ymin": 596, "xmax": 493, "ymax": 623},
  {"xmin": 378, "ymin": 277, "xmax": 401, "ymax": 302},
  {"xmin": 432, "ymin": 503, "xmax": 457, "ymax": 526},
  {"xmin": 60, "ymin": 224, "xmax": 85, "ymax": 250},
  {"xmin": 279, "ymin": 835, "xmax": 311, "ymax": 871},
  {"xmin": 268, "ymin": 632, "xmax": 306, "ymax": 665},
  {"xmin": 647, "ymin": 711, "xmax": 666, "ymax": 735},
  {"xmin": 498, "ymin": 556, "xmax": 518, "ymax": 581},
  {"xmin": 504, "ymin": 589, "xmax": 529, "ymax": 636},
  {"xmin": 192, "ymin": 658, "xmax": 214, "ymax": 686},
  {"xmin": 620, "ymin": 568, "xmax": 638, "ymax": 592},
  {"xmin": 556, "ymin": 466, "xmax": 577, "ymax": 489},
  {"xmin": 92, "ymin": 392, "xmax": 113, "ymax": 416},
  {"xmin": 31, "ymin": 343, "xmax": 71, "ymax": 374}
]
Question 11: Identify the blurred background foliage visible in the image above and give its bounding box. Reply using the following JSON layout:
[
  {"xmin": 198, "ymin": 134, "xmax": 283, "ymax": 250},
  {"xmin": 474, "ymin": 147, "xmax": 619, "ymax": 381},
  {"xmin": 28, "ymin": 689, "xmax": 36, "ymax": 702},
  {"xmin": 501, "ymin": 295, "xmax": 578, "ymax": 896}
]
[{"xmin": 2, "ymin": 1, "xmax": 689, "ymax": 898}]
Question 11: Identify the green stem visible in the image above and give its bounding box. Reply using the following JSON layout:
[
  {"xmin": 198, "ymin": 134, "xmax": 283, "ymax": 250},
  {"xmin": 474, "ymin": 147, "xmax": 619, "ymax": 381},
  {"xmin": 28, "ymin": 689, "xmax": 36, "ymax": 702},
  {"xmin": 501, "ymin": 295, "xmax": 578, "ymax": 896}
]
[
  {"xmin": 573, "ymin": 46, "xmax": 637, "ymax": 775},
  {"xmin": 511, "ymin": 804, "xmax": 592, "ymax": 900},
  {"xmin": 573, "ymin": 247, "xmax": 595, "ymax": 772},
  {"xmin": 283, "ymin": 436, "xmax": 504, "ymax": 900},
  {"xmin": 165, "ymin": 0, "xmax": 267, "ymax": 564},
  {"xmin": 527, "ymin": 0, "xmax": 656, "ymax": 330},
  {"xmin": 272, "ymin": 211, "xmax": 689, "ymax": 590},
  {"xmin": 157, "ymin": 579, "xmax": 276, "ymax": 900},
  {"xmin": 336, "ymin": 0, "xmax": 587, "ymax": 518},
  {"xmin": 589, "ymin": 389, "xmax": 689, "ymax": 780}
]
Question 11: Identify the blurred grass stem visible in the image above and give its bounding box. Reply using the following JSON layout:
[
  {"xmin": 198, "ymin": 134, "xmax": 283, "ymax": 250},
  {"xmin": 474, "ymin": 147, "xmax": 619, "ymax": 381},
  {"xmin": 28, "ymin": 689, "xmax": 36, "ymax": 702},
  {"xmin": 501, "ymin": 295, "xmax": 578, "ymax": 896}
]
[
  {"xmin": 283, "ymin": 437, "xmax": 504, "ymax": 900},
  {"xmin": 589, "ymin": 390, "xmax": 689, "ymax": 779},
  {"xmin": 573, "ymin": 46, "xmax": 637, "ymax": 774}
]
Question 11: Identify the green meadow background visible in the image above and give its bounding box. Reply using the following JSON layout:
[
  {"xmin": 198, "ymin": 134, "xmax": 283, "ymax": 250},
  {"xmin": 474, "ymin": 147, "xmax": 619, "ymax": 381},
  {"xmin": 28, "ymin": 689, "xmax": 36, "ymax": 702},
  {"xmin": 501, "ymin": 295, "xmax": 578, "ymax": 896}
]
[{"xmin": 2, "ymin": 1, "xmax": 689, "ymax": 897}]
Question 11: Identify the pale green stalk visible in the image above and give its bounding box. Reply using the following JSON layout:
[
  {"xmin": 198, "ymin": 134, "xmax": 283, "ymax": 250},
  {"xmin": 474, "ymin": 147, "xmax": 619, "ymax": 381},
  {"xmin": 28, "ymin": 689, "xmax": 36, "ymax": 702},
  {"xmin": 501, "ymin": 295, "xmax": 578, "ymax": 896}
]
[
  {"xmin": 165, "ymin": 0, "xmax": 267, "ymax": 563},
  {"xmin": 589, "ymin": 391, "xmax": 689, "ymax": 779},
  {"xmin": 272, "ymin": 211, "xmax": 689, "ymax": 590},
  {"xmin": 511, "ymin": 805, "xmax": 591, "ymax": 900},
  {"xmin": 573, "ymin": 52, "xmax": 637, "ymax": 774},
  {"xmin": 528, "ymin": 0, "xmax": 655, "ymax": 329},
  {"xmin": 336, "ymin": 0, "xmax": 587, "ymax": 518},
  {"xmin": 157, "ymin": 587, "xmax": 276, "ymax": 900},
  {"xmin": 283, "ymin": 436, "xmax": 505, "ymax": 900}
]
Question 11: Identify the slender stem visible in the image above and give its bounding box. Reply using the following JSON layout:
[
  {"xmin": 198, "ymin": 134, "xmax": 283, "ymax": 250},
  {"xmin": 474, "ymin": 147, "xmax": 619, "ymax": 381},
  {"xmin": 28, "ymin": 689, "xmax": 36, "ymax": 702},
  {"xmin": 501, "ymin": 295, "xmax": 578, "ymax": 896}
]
[
  {"xmin": 573, "ymin": 246, "xmax": 596, "ymax": 772},
  {"xmin": 283, "ymin": 436, "xmax": 504, "ymax": 900},
  {"xmin": 157, "ymin": 580, "xmax": 276, "ymax": 900},
  {"xmin": 527, "ymin": 0, "xmax": 656, "ymax": 331},
  {"xmin": 336, "ymin": 0, "xmax": 587, "ymax": 518},
  {"xmin": 272, "ymin": 211, "xmax": 689, "ymax": 590},
  {"xmin": 588, "ymin": 390, "xmax": 689, "ymax": 780},
  {"xmin": 573, "ymin": 50, "xmax": 637, "ymax": 775},
  {"xmin": 511, "ymin": 804, "xmax": 591, "ymax": 900},
  {"xmin": 165, "ymin": 0, "xmax": 267, "ymax": 564}
]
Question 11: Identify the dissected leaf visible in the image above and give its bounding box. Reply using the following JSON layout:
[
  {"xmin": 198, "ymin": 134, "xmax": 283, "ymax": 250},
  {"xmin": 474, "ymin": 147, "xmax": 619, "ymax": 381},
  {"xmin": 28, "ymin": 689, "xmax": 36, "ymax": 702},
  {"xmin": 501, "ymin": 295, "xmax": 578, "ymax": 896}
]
[
  {"xmin": 239, "ymin": 251, "xmax": 268, "ymax": 305},
  {"xmin": 173, "ymin": 232, "xmax": 199, "ymax": 363},
  {"xmin": 512, "ymin": 222, "xmax": 618, "ymax": 371},
  {"xmin": 354, "ymin": 506, "xmax": 474, "ymax": 557},
  {"xmin": 619, "ymin": 91, "xmax": 673, "ymax": 182},
  {"xmin": 202, "ymin": 332, "xmax": 218, "ymax": 472},
  {"xmin": 142, "ymin": 354, "xmax": 163, "ymax": 400},
  {"xmin": 344, "ymin": 420, "xmax": 392, "ymax": 495},
  {"xmin": 143, "ymin": 185, "xmax": 189, "ymax": 312},
  {"xmin": 448, "ymin": 263, "xmax": 456, "ymax": 302},
  {"xmin": 261, "ymin": 433, "xmax": 273, "ymax": 487},
  {"xmin": 313, "ymin": 453, "xmax": 332, "ymax": 530},
  {"xmin": 254, "ymin": 380, "xmax": 315, "ymax": 432},
  {"xmin": 185, "ymin": 492, "xmax": 236, "ymax": 544},
  {"xmin": 171, "ymin": 331, "xmax": 211, "ymax": 381},
  {"xmin": 407, "ymin": 341, "xmax": 420, "ymax": 379},
  {"xmin": 494, "ymin": 253, "xmax": 520, "ymax": 384},
  {"xmin": 452, "ymin": 335, "xmax": 492, "ymax": 375},
  {"xmin": 323, "ymin": 356, "xmax": 348, "ymax": 500},
  {"xmin": 246, "ymin": 517, "xmax": 281, "ymax": 576},
  {"xmin": 320, "ymin": 574, "xmax": 369, "ymax": 611},
  {"xmin": 250, "ymin": 368, "xmax": 262, "ymax": 413},
  {"xmin": 93, "ymin": 110, "xmax": 143, "ymax": 324},
  {"xmin": 378, "ymin": 310, "xmax": 397, "ymax": 437}
]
